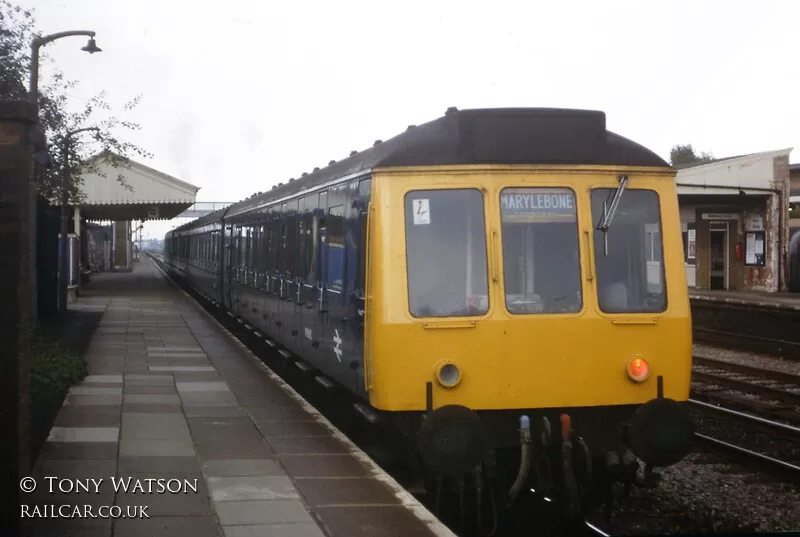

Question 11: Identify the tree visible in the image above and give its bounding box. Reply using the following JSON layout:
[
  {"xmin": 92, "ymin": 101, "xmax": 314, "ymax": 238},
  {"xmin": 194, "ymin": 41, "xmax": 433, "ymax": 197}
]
[
  {"xmin": 0, "ymin": 0, "xmax": 152, "ymax": 204},
  {"xmin": 669, "ymin": 144, "xmax": 715, "ymax": 168}
]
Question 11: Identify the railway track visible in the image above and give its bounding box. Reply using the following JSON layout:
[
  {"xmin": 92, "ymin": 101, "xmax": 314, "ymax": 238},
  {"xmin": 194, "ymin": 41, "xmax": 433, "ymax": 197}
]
[
  {"xmin": 691, "ymin": 355, "xmax": 800, "ymax": 425},
  {"xmin": 688, "ymin": 399, "xmax": 800, "ymax": 483},
  {"xmin": 689, "ymin": 357, "xmax": 800, "ymax": 481}
]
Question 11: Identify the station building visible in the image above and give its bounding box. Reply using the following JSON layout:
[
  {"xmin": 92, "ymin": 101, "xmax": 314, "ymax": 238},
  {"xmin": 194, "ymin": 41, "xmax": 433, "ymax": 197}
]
[
  {"xmin": 62, "ymin": 151, "xmax": 199, "ymax": 301},
  {"xmin": 676, "ymin": 148, "xmax": 792, "ymax": 292}
]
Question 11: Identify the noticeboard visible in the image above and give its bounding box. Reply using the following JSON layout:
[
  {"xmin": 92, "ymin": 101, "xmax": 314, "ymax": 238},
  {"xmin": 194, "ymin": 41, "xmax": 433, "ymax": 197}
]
[{"xmin": 745, "ymin": 230, "xmax": 766, "ymax": 267}]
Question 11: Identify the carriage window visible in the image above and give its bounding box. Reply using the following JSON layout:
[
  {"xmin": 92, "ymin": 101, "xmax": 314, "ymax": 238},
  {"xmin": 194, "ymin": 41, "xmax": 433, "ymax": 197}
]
[
  {"xmin": 327, "ymin": 205, "xmax": 345, "ymax": 293},
  {"xmin": 405, "ymin": 189, "xmax": 489, "ymax": 318},
  {"xmin": 591, "ymin": 188, "xmax": 666, "ymax": 313},
  {"xmin": 499, "ymin": 188, "xmax": 582, "ymax": 314},
  {"xmin": 268, "ymin": 221, "xmax": 279, "ymax": 271}
]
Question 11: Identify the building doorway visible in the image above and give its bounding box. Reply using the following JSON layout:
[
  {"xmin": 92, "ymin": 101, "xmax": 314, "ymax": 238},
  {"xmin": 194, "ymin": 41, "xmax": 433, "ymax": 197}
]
[{"xmin": 709, "ymin": 222, "xmax": 729, "ymax": 290}]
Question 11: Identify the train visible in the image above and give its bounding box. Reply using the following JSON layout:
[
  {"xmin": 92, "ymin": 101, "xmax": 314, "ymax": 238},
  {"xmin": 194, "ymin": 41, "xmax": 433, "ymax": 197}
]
[
  {"xmin": 163, "ymin": 107, "xmax": 695, "ymax": 522},
  {"xmin": 790, "ymin": 228, "xmax": 800, "ymax": 292}
]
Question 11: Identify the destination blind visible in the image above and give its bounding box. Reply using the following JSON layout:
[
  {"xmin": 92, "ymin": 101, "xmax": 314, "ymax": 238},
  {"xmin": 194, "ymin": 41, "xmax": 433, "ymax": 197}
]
[{"xmin": 500, "ymin": 188, "xmax": 577, "ymax": 223}]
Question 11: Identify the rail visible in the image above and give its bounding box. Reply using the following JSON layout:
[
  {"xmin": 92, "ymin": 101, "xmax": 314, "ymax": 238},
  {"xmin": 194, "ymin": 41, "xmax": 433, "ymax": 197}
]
[{"xmin": 687, "ymin": 399, "xmax": 800, "ymax": 438}]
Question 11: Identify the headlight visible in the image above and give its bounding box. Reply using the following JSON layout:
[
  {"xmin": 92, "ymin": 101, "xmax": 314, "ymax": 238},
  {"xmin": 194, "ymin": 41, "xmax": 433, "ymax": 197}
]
[
  {"xmin": 626, "ymin": 356, "xmax": 650, "ymax": 383},
  {"xmin": 435, "ymin": 361, "xmax": 462, "ymax": 388}
]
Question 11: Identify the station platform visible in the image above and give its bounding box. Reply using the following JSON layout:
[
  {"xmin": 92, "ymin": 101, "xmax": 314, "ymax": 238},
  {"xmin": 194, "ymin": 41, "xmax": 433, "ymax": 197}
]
[
  {"xmin": 26, "ymin": 258, "xmax": 454, "ymax": 537},
  {"xmin": 689, "ymin": 288, "xmax": 800, "ymax": 311}
]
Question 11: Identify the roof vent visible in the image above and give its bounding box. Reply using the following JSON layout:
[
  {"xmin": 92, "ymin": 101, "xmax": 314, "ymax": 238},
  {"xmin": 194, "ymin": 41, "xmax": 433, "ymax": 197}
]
[
  {"xmin": 350, "ymin": 150, "xmax": 357, "ymax": 156},
  {"xmin": 407, "ymin": 125, "xmax": 415, "ymax": 130},
  {"xmin": 445, "ymin": 106, "xmax": 458, "ymax": 115},
  {"xmin": 313, "ymin": 167, "xmax": 320, "ymax": 172},
  {"xmin": 328, "ymin": 160, "xmax": 336, "ymax": 165},
  {"xmin": 374, "ymin": 140, "xmax": 382, "ymax": 146}
]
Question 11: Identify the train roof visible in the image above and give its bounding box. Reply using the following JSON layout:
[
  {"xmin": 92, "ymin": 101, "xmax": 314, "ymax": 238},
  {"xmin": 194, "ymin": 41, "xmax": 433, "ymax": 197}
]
[{"xmin": 167, "ymin": 107, "xmax": 669, "ymax": 235}]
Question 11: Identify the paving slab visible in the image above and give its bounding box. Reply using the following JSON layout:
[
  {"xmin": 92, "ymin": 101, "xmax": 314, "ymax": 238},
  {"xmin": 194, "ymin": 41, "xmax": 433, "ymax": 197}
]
[
  {"xmin": 64, "ymin": 394, "xmax": 123, "ymax": 406},
  {"xmin": 69, "ymin": 386, "xmax": 123, "ymax": 396},
  {"xmin": 84, "ymin": 374, "xmax": 124, "ymax": 384},
  {"xmin": 149, "ymin": 365, "xmax": 216, "ymax": 372},
  {"xmin": 123, "ymin": 385, "xmax": 178, "ymax": 394},
  {"xmin": 214, "ymin": 499, "xmax": 314, "ymax": 526},
  {"xmin": 119, "ymin": 438, "xmax": 195, "ymax": 457},
  {"xmin": 47, "ymin": 427, "xmax": 119, "ymax": 443},
  {"xmin": 201, "ymin": 459, "xmax": 287, "ymax": 478},
  {"xmin": 113, "ymin": 516, "xmax": 221, "ymax": 537},
  {"xmin": 222, "ymin": 523, "xmax": 325, "ymax": 537},
  {"xmin": 123, "ymin": 394, "xmax": 182, "ymax": 405},
  {"xmin": 207, "ymin": 476, "xmax": 300, "ymax": 502},
  {"xmin": 176, "ymin": 381, "xmax": 230, "ymax": 392}
]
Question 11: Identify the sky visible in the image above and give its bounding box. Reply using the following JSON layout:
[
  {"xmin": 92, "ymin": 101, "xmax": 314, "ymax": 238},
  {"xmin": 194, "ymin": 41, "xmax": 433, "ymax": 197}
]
[{"xmin": 24, "ymin": 0, "xmax": 800, "ymax": 240}]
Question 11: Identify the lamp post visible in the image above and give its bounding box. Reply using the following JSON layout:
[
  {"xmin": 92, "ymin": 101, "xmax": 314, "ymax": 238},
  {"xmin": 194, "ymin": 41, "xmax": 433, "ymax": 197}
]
[
  {"xmin": 29, "ymin": 31, "xmax": 101, "ymax": 107},
  {"xmin": 29, "ymin": 30, "xmax": 101, "ymax": 319},
  {"xmin": 59, "ymin": 127, "xmax": 100, "ymax": 312},
  {"xmin": 137, "ymin": 223, "xmax": 144, "ymax": 260}
]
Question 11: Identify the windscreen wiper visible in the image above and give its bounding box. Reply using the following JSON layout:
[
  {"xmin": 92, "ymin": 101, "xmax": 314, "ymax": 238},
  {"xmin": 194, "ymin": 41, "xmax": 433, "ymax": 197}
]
[{"xmin": 596, "ymin": 174, "xmax": 628, "ymax": 255}]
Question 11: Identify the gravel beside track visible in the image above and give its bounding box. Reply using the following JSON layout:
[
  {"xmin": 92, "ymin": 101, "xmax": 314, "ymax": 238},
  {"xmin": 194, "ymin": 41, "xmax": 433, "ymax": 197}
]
[
  {"xmin": 694, "ymin": 343, "xmax": 800, "ymax": 375},
  {"xmin": 586, "ymin": 454, "xmax": 800, "ymax": 534}
]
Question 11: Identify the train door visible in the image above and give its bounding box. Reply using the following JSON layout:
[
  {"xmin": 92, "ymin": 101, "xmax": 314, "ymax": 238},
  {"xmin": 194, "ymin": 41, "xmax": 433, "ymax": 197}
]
[
  {"xmin": 224, "ymin": 224, "xmax": 235, "ymax": 308},
  {"xmin": 284, "ymin": 200, "xmax": 301, "ymax": 353},
  {"xmin": 264, "ymin": 214, "xmax": 279, "ymax": 337},
  {"xmin": 297, "ymin": 199, "xmax": 320, "ymax": 358},
  {"xmin": 315, "ymin": 220, "xmax": 330, "ymax": 357},
  {"xmin": 301, "ymin": 192, "xmax": 327, "ymax": 362},
  {"xmin": 276, "ymin": 208, "xmax": 287, "ymax": 340},
  {"xmin": 234, "ymin": 225, "xmax": 244, "ymax": 310},
  {"xmin": 324, "ymin": 204, "xmax": 347, "ymax": 371},
  {"xmin": 343, "ymin": 180, "xmax": 370, "ymax": 395},
  {"xmin": 709, "ymin": 222, "xmax": 729, "ymax": 290},
  {"xmin": 298, "ymin": 200, "xmax": 316, "ymax": 352}
]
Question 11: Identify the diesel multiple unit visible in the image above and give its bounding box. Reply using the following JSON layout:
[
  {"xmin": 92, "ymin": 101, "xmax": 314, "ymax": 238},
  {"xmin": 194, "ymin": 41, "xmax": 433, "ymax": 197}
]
[{"xmin": 163, "ymin": 107, "xmax": 695, "ymax": 519}]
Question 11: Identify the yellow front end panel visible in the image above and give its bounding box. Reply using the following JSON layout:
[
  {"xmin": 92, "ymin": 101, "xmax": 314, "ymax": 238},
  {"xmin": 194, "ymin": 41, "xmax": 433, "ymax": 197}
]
[{"xmin": 364, "ymin": 166, "xmax": 692, "ymax": 412}]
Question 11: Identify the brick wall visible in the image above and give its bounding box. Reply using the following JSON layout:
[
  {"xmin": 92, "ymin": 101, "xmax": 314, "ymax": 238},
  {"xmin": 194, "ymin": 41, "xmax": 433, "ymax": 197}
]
[{"xmin": 0, "ymin": 99, "xmax": 35, "ymax": 536}]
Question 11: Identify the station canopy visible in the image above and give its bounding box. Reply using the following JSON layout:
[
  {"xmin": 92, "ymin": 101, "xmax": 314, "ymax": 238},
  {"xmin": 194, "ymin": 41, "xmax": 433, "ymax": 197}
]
[{"xmin": 73, "ymin": 151, "xmax": 200, "ymax": 222}]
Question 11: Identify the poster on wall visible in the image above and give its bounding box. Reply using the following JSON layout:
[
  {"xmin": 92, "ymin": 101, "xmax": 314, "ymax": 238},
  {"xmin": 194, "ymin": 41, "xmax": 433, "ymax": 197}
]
[
  {"xmin": 748, "ymin": 215, "xmax": 764, "ymax": 231},
  {"xmin": 745, "ymin": 233, "xmax": 756, "ymax": 265},
  {"xmin": 687, "ymin": 229, "xmax": 696, "ymax": 260},
  {"xmin": 745, "ymin": 230, "xmax": 766, "ymax": 267}
]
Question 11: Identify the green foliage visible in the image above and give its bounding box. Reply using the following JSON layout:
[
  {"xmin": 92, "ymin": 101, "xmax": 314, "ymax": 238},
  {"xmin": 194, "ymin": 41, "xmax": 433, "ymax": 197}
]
[
  {"xmin": 0, "ymin": 0, "xmax": 152, "ymax": 204},
  {"xmin": 25, "ymin": 327, "xmax": 87, "ymax": 417},
  {"xmin": 670, "ymin": 144, "xmax": 715, "ymax": 168}
]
